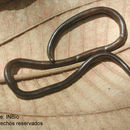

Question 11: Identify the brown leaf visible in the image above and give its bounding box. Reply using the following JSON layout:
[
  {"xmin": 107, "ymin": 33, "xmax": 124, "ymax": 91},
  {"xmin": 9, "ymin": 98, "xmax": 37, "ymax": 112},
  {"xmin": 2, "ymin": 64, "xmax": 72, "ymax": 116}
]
[{"xmin": 0, "ymin": 0, "xmax": 129, "ymax": 129}]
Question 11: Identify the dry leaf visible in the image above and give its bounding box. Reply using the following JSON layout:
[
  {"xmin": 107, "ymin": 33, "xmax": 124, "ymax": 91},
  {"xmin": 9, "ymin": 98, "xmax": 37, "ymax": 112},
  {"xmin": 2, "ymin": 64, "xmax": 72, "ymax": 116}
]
[{"xmin": 0, "ymin": 0, "xmax": 129, "ymax": 129}]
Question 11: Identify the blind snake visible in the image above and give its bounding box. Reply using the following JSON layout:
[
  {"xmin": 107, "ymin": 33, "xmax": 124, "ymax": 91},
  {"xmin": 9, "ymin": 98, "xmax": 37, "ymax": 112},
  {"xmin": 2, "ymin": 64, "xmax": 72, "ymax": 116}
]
[
  {"xmin": 47, "ymin": 7, "xmax": 127, "ymax": 63},
  {"xmin": 4, "ymin": 7, "xmax": 130, "ymax": 100}
]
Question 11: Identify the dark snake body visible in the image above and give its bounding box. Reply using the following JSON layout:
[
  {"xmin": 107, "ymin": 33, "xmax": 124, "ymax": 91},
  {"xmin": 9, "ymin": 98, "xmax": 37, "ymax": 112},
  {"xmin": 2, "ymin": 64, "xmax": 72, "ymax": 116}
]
[{"xmin": 4, "ymin": 7, "xmax": 130, "ymax": 100}]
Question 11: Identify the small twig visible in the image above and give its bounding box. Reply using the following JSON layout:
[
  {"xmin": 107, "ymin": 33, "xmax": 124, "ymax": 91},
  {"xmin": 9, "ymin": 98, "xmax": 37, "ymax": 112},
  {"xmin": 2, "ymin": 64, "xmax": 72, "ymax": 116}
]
[{"xmin": 0, "ymin": 62, "xmax": 81, "ymax": 84}]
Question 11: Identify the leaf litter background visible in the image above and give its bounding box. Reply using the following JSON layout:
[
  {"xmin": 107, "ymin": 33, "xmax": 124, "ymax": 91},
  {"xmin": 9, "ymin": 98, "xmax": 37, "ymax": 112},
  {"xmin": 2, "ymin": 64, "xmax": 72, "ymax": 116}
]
[{"xmin": 0, "ymin": 0, "xmax": 129, "ymax": 129}]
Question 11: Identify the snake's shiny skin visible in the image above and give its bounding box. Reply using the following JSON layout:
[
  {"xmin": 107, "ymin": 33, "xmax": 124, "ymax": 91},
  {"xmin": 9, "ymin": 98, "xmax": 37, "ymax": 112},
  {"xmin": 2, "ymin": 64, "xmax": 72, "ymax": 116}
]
[
  {"xmin": 47, "ymin": 7, "xmax": 127, "ymax": 63},
  {"xmin": 4, "ymin": 52, "xmax": 130, "ymax": 99},
  {"xmin": 4, "ymin": 7, "xmax": 130, "ymax": 100}
]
